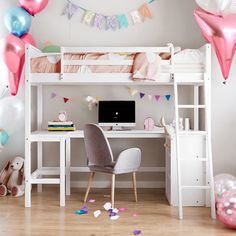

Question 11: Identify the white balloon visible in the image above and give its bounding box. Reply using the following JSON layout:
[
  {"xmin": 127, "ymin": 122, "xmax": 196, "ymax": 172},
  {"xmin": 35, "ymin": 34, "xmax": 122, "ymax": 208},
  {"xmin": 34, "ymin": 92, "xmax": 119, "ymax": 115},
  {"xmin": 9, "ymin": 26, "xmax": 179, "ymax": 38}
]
[
  {"xmin": 226, "ymin": 0, "xmax": 236, "ymax": 13},
  {"xmin": 195, "ymin": 0, "xmax": 232, "ymax": 15},
  {"xmin": 0, "ymin": 96, "xmax": 24, "ymax": 135}
]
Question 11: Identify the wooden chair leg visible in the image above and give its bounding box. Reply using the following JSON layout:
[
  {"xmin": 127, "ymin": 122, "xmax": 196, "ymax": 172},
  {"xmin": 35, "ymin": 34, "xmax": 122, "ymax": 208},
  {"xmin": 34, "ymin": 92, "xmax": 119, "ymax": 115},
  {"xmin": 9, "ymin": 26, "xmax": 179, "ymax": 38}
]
[
  {"xmin": 132, "ymin": 172, "xmax": 138, "ymax": 202},
  {"xmin": 84, "ymin": 172, "xmax": 95, "ymax": 203},
  {"xmin": 111, "ymin": 174, "xmax": 115, "ymax": 209}
]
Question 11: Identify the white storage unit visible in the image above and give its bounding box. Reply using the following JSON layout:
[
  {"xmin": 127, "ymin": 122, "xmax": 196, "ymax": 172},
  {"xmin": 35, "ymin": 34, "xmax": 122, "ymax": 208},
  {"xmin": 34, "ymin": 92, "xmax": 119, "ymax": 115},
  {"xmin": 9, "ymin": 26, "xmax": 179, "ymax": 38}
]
[{"xmin": 165, "ymin": 133, "xmax": 210, "ymax": 206}]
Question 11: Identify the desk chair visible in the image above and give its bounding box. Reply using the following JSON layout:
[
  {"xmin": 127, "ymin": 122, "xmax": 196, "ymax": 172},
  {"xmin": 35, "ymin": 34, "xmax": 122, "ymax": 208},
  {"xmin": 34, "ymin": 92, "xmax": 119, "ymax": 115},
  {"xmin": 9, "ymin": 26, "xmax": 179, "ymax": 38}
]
[{"xmin": 83, "ymin": 124, "xmax": 141, "ymax": 208}]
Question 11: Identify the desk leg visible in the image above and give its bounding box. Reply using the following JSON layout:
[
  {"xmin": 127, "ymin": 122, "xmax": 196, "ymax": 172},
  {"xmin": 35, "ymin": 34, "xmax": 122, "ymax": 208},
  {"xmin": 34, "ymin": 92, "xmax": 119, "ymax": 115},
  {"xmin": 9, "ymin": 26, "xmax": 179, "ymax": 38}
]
[
  {"xmin": 25, "ymin": 140, "xmax": 31, "ymax": 208},
  {"xmin": 60, "ymin": 139, "xmax": 65, "ymax": 207},
  {"xmin": 37, "ymin": 142, "xmax": 43, "ymax": 193},
  {"xmin": 66, "ymin": 138, "xmax": 71, "ymax": 196}
]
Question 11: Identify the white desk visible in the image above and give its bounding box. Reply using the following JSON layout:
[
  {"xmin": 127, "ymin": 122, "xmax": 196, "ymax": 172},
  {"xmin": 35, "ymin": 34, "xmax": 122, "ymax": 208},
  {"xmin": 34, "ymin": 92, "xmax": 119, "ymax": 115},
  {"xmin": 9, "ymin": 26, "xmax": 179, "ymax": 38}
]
[
  {"xmin": 64, "ymin": 129, "xmax": 166, "ymax": 195},
  {"xmin": 28, "ymin": 129, "xmax": 167, "ymax": 203}
]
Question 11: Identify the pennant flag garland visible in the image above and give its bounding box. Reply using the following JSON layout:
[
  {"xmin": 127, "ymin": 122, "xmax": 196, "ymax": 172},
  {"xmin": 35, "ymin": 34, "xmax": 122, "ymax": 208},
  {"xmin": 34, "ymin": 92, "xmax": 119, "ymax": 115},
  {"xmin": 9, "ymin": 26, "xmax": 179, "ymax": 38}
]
[
  {"xmin": 62, "ymin": 0, "xmax": 156, "ymax": 31},
  {"xmin": 50, "ymin": 92, "xmax": 57, "ymax": 99},
  {"xmin": 139, "ymin": 92, "xmax": 145, "ymax": 99},
  {"xmin": 63, "ymin": 97, "xmax": 70, "ymax": 103},
  {"xmin": 128, "ymin": 87, "xmax": 171, "ymax": 102}
]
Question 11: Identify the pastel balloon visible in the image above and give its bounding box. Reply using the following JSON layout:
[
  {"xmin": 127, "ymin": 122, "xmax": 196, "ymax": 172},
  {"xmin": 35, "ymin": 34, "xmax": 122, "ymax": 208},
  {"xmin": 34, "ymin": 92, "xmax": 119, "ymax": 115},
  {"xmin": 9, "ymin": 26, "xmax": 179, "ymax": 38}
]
[
  {"xmin": 1, "ymin": 34, "xmax": 25, "ymax": 74},
  {"xmin": 217, "ymin": 190, "xmax": 236, "ymax": 229},
  {"xmin": 0, "ymin": 130, "xmax": 9, "ymax": 146},
  {"xmin": 18, "ymin": 0, "xmax": 48, "ymax": 15},
  {"xmin": 21, "ymin": 33, "xmax": 36, "ymax": 46},
  {"xmin": 214, "ymin": 174, "xmax": 236, "ymax": 201},
  {"xmin": 4, "ymin": 6, "xmax": 32, "ymax": 37},
  {"xmin": 0, "ymin": 96, "xmax": 24, "ymax": 135},
  {"xmin": 194, "ymin": 8, "xmax": 236, "ymax": 81},
  {"xmin": 195, "ymin": 0, "xmax": 232, "ymax": 16}
]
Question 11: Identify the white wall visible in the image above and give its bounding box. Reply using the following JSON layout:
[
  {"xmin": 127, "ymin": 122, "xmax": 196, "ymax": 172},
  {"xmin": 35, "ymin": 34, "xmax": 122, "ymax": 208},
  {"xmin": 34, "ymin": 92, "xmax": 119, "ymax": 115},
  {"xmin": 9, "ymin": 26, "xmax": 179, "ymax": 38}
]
[{"xmin": 0, "ymin": 0, "xmax": 235, "ymax": 185}]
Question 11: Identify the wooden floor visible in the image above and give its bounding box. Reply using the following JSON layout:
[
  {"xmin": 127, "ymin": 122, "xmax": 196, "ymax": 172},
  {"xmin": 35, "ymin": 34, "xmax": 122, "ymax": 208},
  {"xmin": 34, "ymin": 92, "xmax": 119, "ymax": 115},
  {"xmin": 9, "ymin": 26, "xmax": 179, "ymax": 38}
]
[{"xmin": 0, "ymin": 187, "xmax": 235, "ymax": 236}]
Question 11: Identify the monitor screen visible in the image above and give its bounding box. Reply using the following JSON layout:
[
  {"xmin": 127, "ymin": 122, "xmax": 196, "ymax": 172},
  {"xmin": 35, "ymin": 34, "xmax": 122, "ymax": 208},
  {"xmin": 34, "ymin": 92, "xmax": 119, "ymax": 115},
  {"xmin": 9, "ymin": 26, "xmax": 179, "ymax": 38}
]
[{"xmin": 98, "ymin": 100, "xmax": 135, "ymax": 127}]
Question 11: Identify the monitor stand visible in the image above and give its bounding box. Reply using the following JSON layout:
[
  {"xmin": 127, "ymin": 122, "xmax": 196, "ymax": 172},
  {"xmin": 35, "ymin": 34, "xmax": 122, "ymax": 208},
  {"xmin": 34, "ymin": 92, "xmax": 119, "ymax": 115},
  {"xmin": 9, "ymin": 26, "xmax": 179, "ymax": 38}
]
[{"xmin": 112, "ymin": 126, "xmax": 132, "ymax": 131}]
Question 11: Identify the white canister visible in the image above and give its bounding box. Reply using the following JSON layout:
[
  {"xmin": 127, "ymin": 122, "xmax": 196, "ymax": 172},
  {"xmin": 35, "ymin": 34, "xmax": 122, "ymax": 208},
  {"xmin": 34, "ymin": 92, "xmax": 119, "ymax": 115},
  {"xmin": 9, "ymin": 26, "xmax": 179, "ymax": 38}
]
[{"xmin": 184, "ymin": 118, "xmax": 190, "ymax": 131}]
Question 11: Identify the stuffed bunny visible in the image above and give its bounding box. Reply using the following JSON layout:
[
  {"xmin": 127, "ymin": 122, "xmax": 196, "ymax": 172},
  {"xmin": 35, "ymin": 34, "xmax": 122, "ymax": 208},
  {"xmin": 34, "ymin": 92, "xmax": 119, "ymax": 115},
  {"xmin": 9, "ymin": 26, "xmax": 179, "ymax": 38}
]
[{"xmin": 0, "ymin": 156, "xmax": 25, "ymax": 197}]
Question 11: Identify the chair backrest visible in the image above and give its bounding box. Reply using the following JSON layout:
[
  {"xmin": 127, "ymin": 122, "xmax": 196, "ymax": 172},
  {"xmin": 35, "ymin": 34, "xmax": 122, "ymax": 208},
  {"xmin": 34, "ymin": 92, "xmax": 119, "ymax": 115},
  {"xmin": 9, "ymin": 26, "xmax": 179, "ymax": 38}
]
[{"xmin": 84, "ymin": 124, "xmax": 113, "ymax": 167}]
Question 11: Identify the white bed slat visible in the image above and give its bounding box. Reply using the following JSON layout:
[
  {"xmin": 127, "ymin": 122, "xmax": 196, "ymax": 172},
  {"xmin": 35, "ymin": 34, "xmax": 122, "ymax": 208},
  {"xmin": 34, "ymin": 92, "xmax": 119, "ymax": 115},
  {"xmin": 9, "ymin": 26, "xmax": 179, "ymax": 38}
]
[{"xmin": 64, "ymin": 60, "xmax": 134, "ymax": 66}]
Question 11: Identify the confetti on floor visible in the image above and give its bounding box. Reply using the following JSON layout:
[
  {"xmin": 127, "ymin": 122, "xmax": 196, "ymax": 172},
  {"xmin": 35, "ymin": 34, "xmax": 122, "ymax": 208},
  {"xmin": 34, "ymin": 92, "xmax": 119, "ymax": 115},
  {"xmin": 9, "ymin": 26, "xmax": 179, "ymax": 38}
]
[
  {"xmin": 110, "ymin": 215, "xmax": 120, "ymax": 220},
  {"xmin": 119, "ymin": 207, "xmax": 126, "ymax": 212},
  {"xmin": 104, "ymin": 194, "xmax": 110, "ymax": 198},
  {"xmin": 89, "ymin": 199, "xmax": 96, "ymax": 203},
  {"xmin": 75, "ymin": 206, "xmax": 88, "ymax": 215},
  {"xmin": 93, "ymin": 210, "xmax": 101, "ymax": 218},
  {"xmin": 133, "ymin": 213, "xmax": 138, "ymax": 217},
  {"xmin": 133, "ymin": 229, "xmax": 141, "ymax": 235},
  {"xmin": 103, "ymin": 202, "xmax": 112, "ymax": 211}
]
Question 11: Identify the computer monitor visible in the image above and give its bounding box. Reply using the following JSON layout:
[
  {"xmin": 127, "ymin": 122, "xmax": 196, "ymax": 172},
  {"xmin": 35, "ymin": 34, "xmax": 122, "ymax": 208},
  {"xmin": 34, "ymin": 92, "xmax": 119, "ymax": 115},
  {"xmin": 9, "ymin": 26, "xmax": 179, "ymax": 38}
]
[{"xmin": 98, "ymin": 100, "xmax": 136, "ymax": 130}]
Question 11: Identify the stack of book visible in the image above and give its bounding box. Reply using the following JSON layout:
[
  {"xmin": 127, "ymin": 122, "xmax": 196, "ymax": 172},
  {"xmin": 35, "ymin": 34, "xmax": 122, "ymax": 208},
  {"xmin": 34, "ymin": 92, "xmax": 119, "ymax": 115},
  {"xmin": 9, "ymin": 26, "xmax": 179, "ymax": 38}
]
[{"xmin": 48, "ymin": 121, "xmax": 76, "ymax": 131}]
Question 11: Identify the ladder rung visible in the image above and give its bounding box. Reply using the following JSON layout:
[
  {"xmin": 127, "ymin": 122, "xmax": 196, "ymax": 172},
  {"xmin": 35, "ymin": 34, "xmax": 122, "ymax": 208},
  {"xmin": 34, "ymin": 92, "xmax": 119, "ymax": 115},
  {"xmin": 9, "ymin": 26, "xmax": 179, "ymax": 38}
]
[
  {"xmin": 178, "ymin": 105, "xmax": 206, "ymax": 109},
  {"xmin": 180, "ymin": 158, "xmax": 208, "ymax": 162},
  {"xmin": 182, "ymin": 186, "xmax": 210, "ymax": 190},
  {"xmin": 179, "ymin": 131, "xmax": 207, "ymax": 135}
]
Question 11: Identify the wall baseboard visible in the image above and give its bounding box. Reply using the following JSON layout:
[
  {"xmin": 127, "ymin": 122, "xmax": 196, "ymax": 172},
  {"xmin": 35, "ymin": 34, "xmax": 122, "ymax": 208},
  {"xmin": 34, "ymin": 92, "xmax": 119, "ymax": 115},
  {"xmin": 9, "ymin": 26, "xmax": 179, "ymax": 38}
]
[{"xmin": 71, "ymin": 180, "xmax": 165, "ymax": 189}]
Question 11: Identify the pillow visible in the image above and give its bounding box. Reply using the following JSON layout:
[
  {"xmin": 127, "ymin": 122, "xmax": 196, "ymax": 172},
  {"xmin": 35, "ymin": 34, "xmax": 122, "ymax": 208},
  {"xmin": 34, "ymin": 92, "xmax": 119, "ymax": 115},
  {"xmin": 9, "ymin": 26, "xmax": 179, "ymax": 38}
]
[{"xmin": 132, "ymin": 52, "xmax": 162, "ymax": 81}]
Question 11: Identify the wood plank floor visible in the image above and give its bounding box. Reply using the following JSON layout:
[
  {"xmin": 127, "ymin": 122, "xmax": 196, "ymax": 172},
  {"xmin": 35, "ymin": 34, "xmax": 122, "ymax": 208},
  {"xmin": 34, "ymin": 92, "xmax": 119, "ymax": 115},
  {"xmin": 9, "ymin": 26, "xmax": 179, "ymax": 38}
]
[{"xmin": 0, "ymin": 188, "xmax": 235, "ymax": 236}]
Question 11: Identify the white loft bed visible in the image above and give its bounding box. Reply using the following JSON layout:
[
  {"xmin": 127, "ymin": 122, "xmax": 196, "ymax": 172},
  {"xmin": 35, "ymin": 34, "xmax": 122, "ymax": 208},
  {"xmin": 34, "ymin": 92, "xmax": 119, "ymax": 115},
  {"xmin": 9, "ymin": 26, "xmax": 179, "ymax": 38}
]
[
  {"xmin": 24, "ymin": 44, "xmax": 215, "ymax": 220},
  {"xmin": 27, "ymin": 44, "xmax": 207, "ymax": 85}
]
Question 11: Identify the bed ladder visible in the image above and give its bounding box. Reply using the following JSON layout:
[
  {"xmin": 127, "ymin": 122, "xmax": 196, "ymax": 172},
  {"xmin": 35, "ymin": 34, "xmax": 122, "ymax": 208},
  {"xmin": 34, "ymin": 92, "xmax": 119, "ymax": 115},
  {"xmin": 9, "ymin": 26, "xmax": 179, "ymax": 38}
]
[{"xmin": 172, "ymin": 45, "xmax": 216, "ymax": 220}]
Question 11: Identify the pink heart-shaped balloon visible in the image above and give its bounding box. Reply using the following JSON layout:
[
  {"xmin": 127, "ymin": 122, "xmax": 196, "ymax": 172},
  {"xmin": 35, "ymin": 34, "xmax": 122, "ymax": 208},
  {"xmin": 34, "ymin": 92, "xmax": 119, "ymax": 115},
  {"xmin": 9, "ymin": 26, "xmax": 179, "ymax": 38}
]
[
  {"xmin": 18, "ymin": 0, "xmax": 48, "ymax": 15},
  {"xmin": 1, "ymin": 34, "xmax": 25, "ymax": 74}
]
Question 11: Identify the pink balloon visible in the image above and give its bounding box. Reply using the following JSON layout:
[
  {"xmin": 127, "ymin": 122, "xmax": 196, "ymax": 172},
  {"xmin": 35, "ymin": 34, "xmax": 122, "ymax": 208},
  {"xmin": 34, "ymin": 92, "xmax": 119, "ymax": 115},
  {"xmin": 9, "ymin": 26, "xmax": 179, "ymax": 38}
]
[
  {"xmin": 217, "ymin": 190, "xmax": 236, "ymax": 229},
  {"xmin": 21, "ymin": 33, "xmax": 36, "ymax": 47},
  {"xmin": 194, "ymin": 8, "xmax": 236, "ymax": 81},
  {"xmin": 1, "ymin": 34, "xmax": 25, "ymax": 74},
  {"xmin": 18, "ymin": 0, "xmax": 48, "ymax": 15}
]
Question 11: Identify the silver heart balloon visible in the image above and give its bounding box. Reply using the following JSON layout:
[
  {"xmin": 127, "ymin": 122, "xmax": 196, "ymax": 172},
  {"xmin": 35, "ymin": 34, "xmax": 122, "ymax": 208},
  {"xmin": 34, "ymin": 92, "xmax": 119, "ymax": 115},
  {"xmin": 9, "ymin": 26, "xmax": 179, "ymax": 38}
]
[{"xmin": 195, "ymin": 0, "xmax": 232, "ymax": 15}]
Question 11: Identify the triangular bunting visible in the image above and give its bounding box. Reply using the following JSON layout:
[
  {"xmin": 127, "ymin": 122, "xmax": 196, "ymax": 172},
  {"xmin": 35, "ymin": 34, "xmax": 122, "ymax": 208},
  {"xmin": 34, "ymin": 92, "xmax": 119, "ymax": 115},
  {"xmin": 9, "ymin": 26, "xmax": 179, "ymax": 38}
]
[
  {"xmin": 129, "ymin": 88, "xmax": 138, "ymax": 96},
  {"xmin": 139, "ymin": 92, "xmax": 145, "ymax": 99},
  {"xmin": 165, "ymin": 95, "xmax": 171, "ymax": 101},
  {"xmin": 63, "ymin": 97, "xmax": 69, "ymax": 103},
  {"xmin": 62, "ymin": 1, "xmax": 79, "ymax": 20},
  {"xmin": 155, "ymin": 95, "xmax": 160, "ymax": 102},
  {"xmin": 50, "ymin": 92, "xmax": 57, "ymax": 99},
  {"xmin": 148, "ymin": 95, "xmax": 152, "ymax": 101}
]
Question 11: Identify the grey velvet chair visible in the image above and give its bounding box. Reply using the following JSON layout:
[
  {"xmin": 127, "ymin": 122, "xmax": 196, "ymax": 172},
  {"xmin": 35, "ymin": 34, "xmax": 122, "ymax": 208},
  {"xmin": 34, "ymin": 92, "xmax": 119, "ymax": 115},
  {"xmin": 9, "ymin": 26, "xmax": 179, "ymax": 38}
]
[{"xmin": 83, "ymin": 124, "xmax": 141, "ymax": 208}]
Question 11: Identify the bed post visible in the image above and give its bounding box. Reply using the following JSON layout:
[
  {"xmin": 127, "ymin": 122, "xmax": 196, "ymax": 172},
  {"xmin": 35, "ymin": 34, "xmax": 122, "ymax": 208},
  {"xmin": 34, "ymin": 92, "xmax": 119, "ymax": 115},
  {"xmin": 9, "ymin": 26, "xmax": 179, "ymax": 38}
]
[{"xmin": 25, "ymin": 44, "xmax": 32, "ymax": 207}]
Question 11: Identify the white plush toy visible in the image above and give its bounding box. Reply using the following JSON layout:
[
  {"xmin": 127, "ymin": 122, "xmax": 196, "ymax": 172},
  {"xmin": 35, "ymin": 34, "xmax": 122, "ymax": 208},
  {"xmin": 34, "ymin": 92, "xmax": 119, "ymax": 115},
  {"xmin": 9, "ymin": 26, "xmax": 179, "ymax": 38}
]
[
  {"xmin": 0, "ymin": 156, "xmax": 25, "ymax": 197},
  {"xmin": 160, "ymin": 117, "xmax": 175, "ymax": 136}
]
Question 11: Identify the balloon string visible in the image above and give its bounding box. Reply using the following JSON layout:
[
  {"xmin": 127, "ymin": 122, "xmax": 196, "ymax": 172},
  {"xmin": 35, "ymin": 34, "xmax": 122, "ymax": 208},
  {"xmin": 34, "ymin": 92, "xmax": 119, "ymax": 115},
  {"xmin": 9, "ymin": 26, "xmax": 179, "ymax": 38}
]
[{"xmin": 0, "ymin": 86, "xmax": 8, "ymax": 99}]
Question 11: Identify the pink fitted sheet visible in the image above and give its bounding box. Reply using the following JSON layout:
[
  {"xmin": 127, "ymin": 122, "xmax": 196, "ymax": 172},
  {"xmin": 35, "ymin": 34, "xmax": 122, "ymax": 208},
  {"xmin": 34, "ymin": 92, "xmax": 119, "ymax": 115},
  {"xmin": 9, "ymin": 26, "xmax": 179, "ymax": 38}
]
[{"xmin": 30, "ymin": 53, "xmax": 134, "ymax": 73}]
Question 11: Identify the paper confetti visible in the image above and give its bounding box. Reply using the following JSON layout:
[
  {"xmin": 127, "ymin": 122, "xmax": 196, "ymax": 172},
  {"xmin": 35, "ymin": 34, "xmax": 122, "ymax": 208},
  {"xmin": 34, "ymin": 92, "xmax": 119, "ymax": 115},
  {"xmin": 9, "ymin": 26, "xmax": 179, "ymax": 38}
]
[
  {"xmin": 89, "ymin": 199, "xmax": 96, "ymax": 203},
  {"xmin": 110, "ymin": 215, "xmax": 120, "ymax": 220},
  {"xmin": 119, "ymin": 207, "xmax": 126, "ymax": 212},
  {"xmin": 112, "ymin": 208, "xmax": 119, "ymax": 214},
  {"xmin": 75, "ymin": 206, "xmax": 88, "ymax": 215},
  {"xmin": 104, "ymin": 194, "xmax": 111, "ymax": 198},
  {"xmin": 93, "ymin": 210, "xmax": 101, "ymax": 218},
  {"xmin": 133, "ymin": 213, "xmax": 138, "ymax": 217},
  {"xmin": 133, "ymin": 229, "xmax": 142, "ymax": 235},
  {"xmin": 103, "ymin": 202, "xmax": 112, "ymax": 211}
]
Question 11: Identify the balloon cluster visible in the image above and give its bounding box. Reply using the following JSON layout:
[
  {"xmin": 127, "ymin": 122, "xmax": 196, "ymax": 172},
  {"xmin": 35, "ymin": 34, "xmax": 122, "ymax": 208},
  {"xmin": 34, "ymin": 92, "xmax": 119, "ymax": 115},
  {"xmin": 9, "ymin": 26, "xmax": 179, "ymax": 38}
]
[
  {"xmin": 194, "ymin": 0, "xmax": 236, "ymax": 83},
  {"xmin": 1, "ymin": 0, "xmax": 48, "ymax": 96},
  {"xmin": 214, "ymin": 174, "xmax": 236, "ymax": 229}
]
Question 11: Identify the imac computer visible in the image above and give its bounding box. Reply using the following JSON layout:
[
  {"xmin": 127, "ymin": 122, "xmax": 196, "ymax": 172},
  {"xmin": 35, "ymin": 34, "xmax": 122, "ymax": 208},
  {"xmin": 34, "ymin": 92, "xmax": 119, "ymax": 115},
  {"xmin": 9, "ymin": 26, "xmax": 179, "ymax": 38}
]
[{"xmin": 98, "ymin": 100, "xmax": 136, "ymax": 130}]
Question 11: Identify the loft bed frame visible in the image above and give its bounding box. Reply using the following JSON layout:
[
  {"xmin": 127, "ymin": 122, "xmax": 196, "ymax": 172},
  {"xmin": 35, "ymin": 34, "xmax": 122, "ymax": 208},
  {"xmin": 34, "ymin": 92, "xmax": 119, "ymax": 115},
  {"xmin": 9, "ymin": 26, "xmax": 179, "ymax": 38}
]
[{"xmin": 24, "ymin": 44, "xmax": 215, "ymax": 219}]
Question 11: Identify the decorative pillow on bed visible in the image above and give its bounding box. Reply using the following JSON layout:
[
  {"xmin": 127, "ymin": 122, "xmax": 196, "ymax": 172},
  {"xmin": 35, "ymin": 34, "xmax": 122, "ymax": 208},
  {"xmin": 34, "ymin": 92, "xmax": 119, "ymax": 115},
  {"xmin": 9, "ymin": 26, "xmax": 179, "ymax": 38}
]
[{"xmin": 132, "ymin": 53, "xmax": 162, "ymax": 81}]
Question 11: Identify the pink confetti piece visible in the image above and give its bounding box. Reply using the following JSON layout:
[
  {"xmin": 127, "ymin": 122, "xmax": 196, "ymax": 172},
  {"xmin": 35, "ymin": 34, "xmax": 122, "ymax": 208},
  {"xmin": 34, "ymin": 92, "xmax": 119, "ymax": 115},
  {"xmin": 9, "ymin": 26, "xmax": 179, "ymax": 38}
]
[
  {"xmin": 89, "ymin": 199, "xmax": 96, "ymax": 203},
  {"xmin": 133, "ymin": 213, "xmax": 138, "ymax": 217},
  {"xmin": 119, "ymin": 207, "xmax": 126, "ymax": 212}
]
